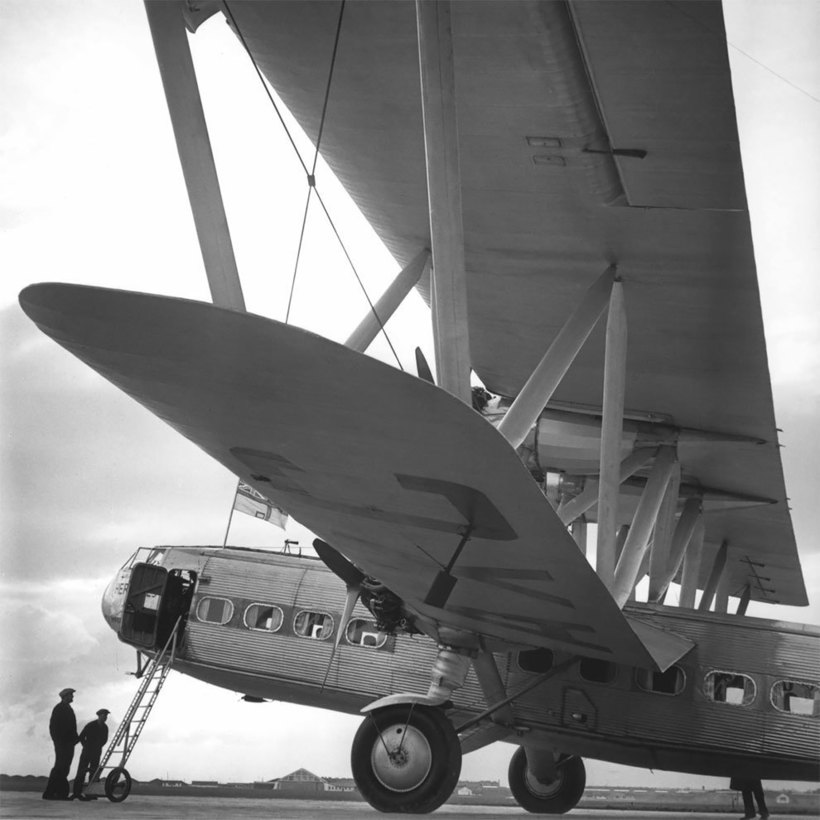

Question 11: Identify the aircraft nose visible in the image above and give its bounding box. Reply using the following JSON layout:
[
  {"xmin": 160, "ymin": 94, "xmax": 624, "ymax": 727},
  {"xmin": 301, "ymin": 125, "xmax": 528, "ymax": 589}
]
[{"xmin": 101, "ymin": 568, "xmax": 128, "ymax": 633}]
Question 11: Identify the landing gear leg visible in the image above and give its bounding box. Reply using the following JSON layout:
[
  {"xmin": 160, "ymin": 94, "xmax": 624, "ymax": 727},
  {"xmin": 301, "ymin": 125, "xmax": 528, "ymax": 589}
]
[
  {"xmin": 351, "ymin": 704, "xmax": 461, "ymax": 813},
  {"xmin": 508, "ymin": 747, "xmax": 585, "ymax": 814}
]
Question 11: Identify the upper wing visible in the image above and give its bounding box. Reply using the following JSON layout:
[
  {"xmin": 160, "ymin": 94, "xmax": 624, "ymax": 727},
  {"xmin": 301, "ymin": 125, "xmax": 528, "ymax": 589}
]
[
  {"xmin": 20, "ymin": 283, "xmax": 691, "ymax": 669},
  {"xmin": 215, "ymin": 0, "xmax": 804, "ymax": 607}
]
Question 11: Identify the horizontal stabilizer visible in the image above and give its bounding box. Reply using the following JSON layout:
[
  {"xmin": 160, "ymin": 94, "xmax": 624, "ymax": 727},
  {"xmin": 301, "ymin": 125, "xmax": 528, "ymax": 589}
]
[{"xmin": 625, "ymin": 616, "xmax": 695, "ymax": 672}]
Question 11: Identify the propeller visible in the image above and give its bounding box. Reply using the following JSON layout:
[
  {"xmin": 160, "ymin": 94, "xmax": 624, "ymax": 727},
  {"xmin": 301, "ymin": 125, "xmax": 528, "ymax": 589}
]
[
  {"xmin": 415, "ymin": 347, "xmax": 435, "ymax": 384},
  {"xmin": 314, "ymin": 539, "xmax": 365, "ymax": 690}
]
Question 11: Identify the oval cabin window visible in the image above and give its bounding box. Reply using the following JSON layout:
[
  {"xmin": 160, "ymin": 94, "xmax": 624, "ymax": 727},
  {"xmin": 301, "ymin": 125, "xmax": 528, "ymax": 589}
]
[
  {"xmin": 345, "ymin": 618, "xmax": 387, "ymax": 648},
  {"xmin": 705, "ymin": 671, "xmax": 756, "ymax": 706},
  {"xmin": 771, "ymin": 680, "xmax": 820, "ymax": 717},
  {"xmin": 196, "ymin": 597, "xmax": 234, "ymax": 625},
  {"xmin": 579, "ymin": 658, "xmax": 617, "ymax": 684},
  {"xmin": 244, "ymin": 603, "xmax": 284, "ymax": 633},
  {"xmin": 635, "ymin": 666, "xmax": 686, "ymax": 695},
  {"xmin": 293, "ymin": 610, "xmax": 334, "ymax": 640},
  {"xmin": 518, "ymin": 649, "xmax": 554, "ymax": 673}
]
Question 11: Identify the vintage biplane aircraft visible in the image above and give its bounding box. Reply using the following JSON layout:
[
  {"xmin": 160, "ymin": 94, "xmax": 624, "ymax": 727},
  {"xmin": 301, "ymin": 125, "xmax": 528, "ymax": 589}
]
[{"xmin": 19, "ymin": 0, "xmax": 819, "ymax": 812}]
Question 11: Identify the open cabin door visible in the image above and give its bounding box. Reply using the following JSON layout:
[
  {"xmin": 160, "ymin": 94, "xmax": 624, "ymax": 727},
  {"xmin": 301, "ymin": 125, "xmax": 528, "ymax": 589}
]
[{"xmin": 120, "ymin": 562, "xmax": 194, "ymax": 649}]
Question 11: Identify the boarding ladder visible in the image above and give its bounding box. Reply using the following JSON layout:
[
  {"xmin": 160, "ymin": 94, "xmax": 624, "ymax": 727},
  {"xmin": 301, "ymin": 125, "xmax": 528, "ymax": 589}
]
[{"xmin": 86, "ymin": 617, "xmax": 181, "ymax": 801}]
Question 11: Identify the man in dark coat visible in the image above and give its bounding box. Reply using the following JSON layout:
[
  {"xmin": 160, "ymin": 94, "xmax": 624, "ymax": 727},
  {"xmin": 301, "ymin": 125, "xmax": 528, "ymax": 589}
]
[
  {"xmin": 73, "ymin": 708, "xmax": 110, "ymax": 800},
  {"xmin": 42, "ymin": 688, "xmax": 78, "ymax": 800},
  {"xmin": 730, "ymin": 776, "xmax": 770, "ymax": 819}
]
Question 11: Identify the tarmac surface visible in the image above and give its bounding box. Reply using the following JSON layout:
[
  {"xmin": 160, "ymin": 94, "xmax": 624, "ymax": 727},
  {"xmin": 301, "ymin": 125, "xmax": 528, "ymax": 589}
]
[{"xmin": 2, "ymin": 794, "xmax": 819, "ymax": 820}]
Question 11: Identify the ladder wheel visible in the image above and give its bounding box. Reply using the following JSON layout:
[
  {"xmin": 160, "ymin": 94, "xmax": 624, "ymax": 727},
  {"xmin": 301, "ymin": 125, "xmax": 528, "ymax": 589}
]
[{"xmin": 104, "ymin": 767, "xmax": 132, "ymax": 802}]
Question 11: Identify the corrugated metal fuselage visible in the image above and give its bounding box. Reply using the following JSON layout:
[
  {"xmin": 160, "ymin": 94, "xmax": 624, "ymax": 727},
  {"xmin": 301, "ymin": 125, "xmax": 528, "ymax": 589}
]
[{"xmin": 112, "ymin": 546, "xmax": 819, "ymax": 782}]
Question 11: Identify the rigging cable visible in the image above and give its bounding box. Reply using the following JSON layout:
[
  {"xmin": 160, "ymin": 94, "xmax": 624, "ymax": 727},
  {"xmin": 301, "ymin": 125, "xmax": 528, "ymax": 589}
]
[{"xmin": 222, "ymin": 0, "xmax": 404, "ymax": 369}]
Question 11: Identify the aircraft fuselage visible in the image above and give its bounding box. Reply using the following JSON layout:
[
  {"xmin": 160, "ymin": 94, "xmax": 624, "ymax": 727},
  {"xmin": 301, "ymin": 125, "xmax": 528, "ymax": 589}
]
[{"xmin": 103, "ymin": 545, "xmax": 820, "ymax": 784}]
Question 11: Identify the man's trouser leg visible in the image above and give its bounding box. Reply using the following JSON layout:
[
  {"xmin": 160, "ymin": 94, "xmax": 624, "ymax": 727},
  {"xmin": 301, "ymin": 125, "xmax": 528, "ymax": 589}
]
[
  {"xmin": 44, "ymin": 743, "xmax": 74, "ymax": 799},
  {"xmin": 73, "ymin": 748, "xmax": 91, "ymax": 797},
  {"xmin": 741, "ymin": 788, "xmax": 756, "ymax": 817}
]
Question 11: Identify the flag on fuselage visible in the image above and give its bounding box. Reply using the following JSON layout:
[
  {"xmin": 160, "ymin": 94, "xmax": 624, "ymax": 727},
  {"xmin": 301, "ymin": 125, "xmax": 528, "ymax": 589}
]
[{"xmin": 233, "ymin": 482, "xmax": 288, "ymax": 529}]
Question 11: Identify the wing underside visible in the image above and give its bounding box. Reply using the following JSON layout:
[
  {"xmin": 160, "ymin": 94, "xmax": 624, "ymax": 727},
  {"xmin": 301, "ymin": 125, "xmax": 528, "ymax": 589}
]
[
  {"xmin": 21, "ymin": 283, "xmax": 692, "ymax": 669},
  {"xmin": 211, "ymin": 0, "xmax": 804, "ymax": 607}
]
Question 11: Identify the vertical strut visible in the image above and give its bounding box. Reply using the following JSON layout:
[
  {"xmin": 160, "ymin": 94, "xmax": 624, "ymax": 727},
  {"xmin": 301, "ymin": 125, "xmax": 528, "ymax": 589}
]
[
  {"xmin": 678, "ymin": 517, "xmax": 705, "ymax": 608},
  {"xmin": 699, "ymin": 540, "xmax": 728, "ymax": 612},
  {"xmin": 596, "ymin": 279, "xmax": 627, "ymax": 590},
  {"xmin": 611, "ymin": 446, "xmax": 677, "ymax": 608},
  {"xmin": 570, "ymin": 517, "xmax": 587, "ymax": 554},
  {"xmin": 416, "ymin": 1, "xmax": 471, "ymax": 404},
  {"xmin": 736, "ymin": 584, "xmax": 752, "ymax": 615},
  {"xmin": 654, "ymin": 497, "xmax": 702, "ymax": 601},
  {"xmin": 144, "ymin": 1, "xmax": 245, "ymax": 312},
  {"xmin": 647, "ymin": 461, "xmax": 681, "ymax": 602}
]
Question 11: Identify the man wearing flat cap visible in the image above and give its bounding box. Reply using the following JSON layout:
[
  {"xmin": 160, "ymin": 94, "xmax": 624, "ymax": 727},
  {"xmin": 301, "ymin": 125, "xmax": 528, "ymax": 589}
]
[
  {"xmin": 42, "ymin": 688, "xmax": 78, "ymax": 800},
  {"xmin": 73, "ymin": 708, "xmax": 111, "ymax": 801}
]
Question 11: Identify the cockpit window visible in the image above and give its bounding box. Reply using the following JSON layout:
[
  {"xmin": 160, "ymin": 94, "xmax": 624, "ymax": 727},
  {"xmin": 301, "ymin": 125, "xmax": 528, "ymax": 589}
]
[
  {"xmin": 771, "ymin": 680, "xmax": 820, "ymax": 717},
  {"xmin": 244, "ymin": 604, "xmax": 284, "ymax": 633},
  {"xmin": 636, "ymin": 666, "xmax": 686, "ymax": 695},
  {"xmin": 705, "ymin": 671, "xmax": 756, "ymax": 706},
  {"xmin": 196, "ymin": 597, "xmax": 234, "ymax": 625},
  {"xmin": 345, "ymin": 618, "xmax": 387, "ymax": 648},
  {"xmin": 293, "ymin": 610, "xmax": 334, "ymax": 640}
]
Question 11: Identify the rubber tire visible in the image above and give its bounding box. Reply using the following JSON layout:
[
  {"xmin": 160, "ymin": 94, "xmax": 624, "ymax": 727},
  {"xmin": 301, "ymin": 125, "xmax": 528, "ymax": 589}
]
[
  {"xmin": 104, "ymin": 767, "xmax": 132, "ymax": 803},
  {"xmin": 508, "ymin": 747, "xmax": 585, "ymax": 814},
  {"xmin": 351, "ymin": 704, "xmax": 461, "ymax": 813}
]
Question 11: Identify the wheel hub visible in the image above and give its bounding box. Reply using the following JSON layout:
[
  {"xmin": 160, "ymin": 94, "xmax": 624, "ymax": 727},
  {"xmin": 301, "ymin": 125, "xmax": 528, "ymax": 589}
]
[
  {"xmin": 371, "ymin": 724, "xmax": 432, "ymax": 793},
  {"xmin": 524, "ymin": 767, "xmax": 563, "ymax": 798}
]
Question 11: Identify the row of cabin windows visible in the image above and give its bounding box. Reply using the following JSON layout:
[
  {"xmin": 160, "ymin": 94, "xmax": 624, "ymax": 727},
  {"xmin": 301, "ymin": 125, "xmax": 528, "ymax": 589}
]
[
  {"xmin": 517, "ymin": 649, "xmax": 819, "ymax": 718},
  {"xmin": 195, "ymin": 596, "xmax": 387, "ymax": 648}
]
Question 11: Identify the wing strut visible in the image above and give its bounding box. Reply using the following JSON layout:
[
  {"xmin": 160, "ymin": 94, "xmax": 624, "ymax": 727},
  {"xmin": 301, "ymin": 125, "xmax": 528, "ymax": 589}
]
[
  {"xmin": 144, "ymin": 1, "xmax": 245, "ymax": 312},
  {"xmin": 557, "ymin": 447, "xmax": 657, "ymax": 525},
  {"xmin": 596, "ymin": 278, "xmax": 628, "ymax": 590},
  {"xmin": 699, "ymin": 539, "xmax": 728, "ymax": 612},
  {"xmin": 416, "ymin": 1, "xmax": 471, "ymax": 405},
  {"xmin": 679, "ymin": 518, "xmax": 706, "ymax": 607},
  {"xmin": 611, "ymin": 446, "xmax": 679, "ymax": 607},
  {"xmin": 346, "ymin": 249, "xmax": 430, "ymax": 353},
  {"xmin": 647, "ymin": 459, "xmax": 683, "ymax": 601},
  {"xmin": 650, "ymin": 497, "xmax": 703, "ymax": 602},
  {"xmin": 497, "ymin": 266, "xmax": 615, "ymax": 449}
]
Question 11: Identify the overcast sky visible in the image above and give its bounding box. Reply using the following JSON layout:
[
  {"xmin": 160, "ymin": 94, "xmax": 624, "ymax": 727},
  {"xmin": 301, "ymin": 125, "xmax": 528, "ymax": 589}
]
[{"xmin": 1, "ymin": 0, "xmax": 818, "ymax": 790}]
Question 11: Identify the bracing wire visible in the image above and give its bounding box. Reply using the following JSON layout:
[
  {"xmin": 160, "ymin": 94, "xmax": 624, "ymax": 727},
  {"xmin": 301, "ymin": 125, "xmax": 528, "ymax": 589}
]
[
  {"xmin": 666, "ymin": 0, "xmax": 819, "ymax": 104},
  {"xmin": 311, "ymin": 1, "xmax": 346, "ymax": 174},
  {"xmin": 222, "ymin": 0, "xmax": 404, "ymax": 369},
  {"xmin": 222, "ymin": 1, "xmax": 310, "ymax": 177},
  {"xmin": 285, "ymin": 186, "xmax": 314, "ymax": 324},
  {"xmin": 313, "ymin": 189, "xmax": 405, "ymax": 369}
]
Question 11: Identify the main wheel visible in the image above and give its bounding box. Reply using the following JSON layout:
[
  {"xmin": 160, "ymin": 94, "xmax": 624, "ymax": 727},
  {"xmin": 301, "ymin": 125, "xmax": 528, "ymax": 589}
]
[
  {"xmin": 508, "ymin": 747, "xmax": 585, "ymax": 814},
  {"xmin": 351, "ymin": 704, "xmax": 461, "ymax": 813},
  {"xmin": 104, "ymin": 767, "xmax": 132, "ymax": 803}
]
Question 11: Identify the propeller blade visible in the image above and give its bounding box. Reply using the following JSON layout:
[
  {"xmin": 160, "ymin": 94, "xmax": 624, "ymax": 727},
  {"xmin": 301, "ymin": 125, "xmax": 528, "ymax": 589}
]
[
  {"xmin": 321, "ymin": 582, "xmax": 361, "ymax": 691},
  {"xmin": 415, "ymin": 347, "xmax": 435, "ymax": 384},
  {"xmin": 313, "ymin": 539, "xmax": 364, "ymax": 587}
]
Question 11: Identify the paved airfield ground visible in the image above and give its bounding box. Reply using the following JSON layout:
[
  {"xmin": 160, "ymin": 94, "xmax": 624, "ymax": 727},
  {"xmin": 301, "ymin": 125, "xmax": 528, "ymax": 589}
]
[{"xmin": 2, "ymin": 795, "xmax": 819, "ymax": 820}]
